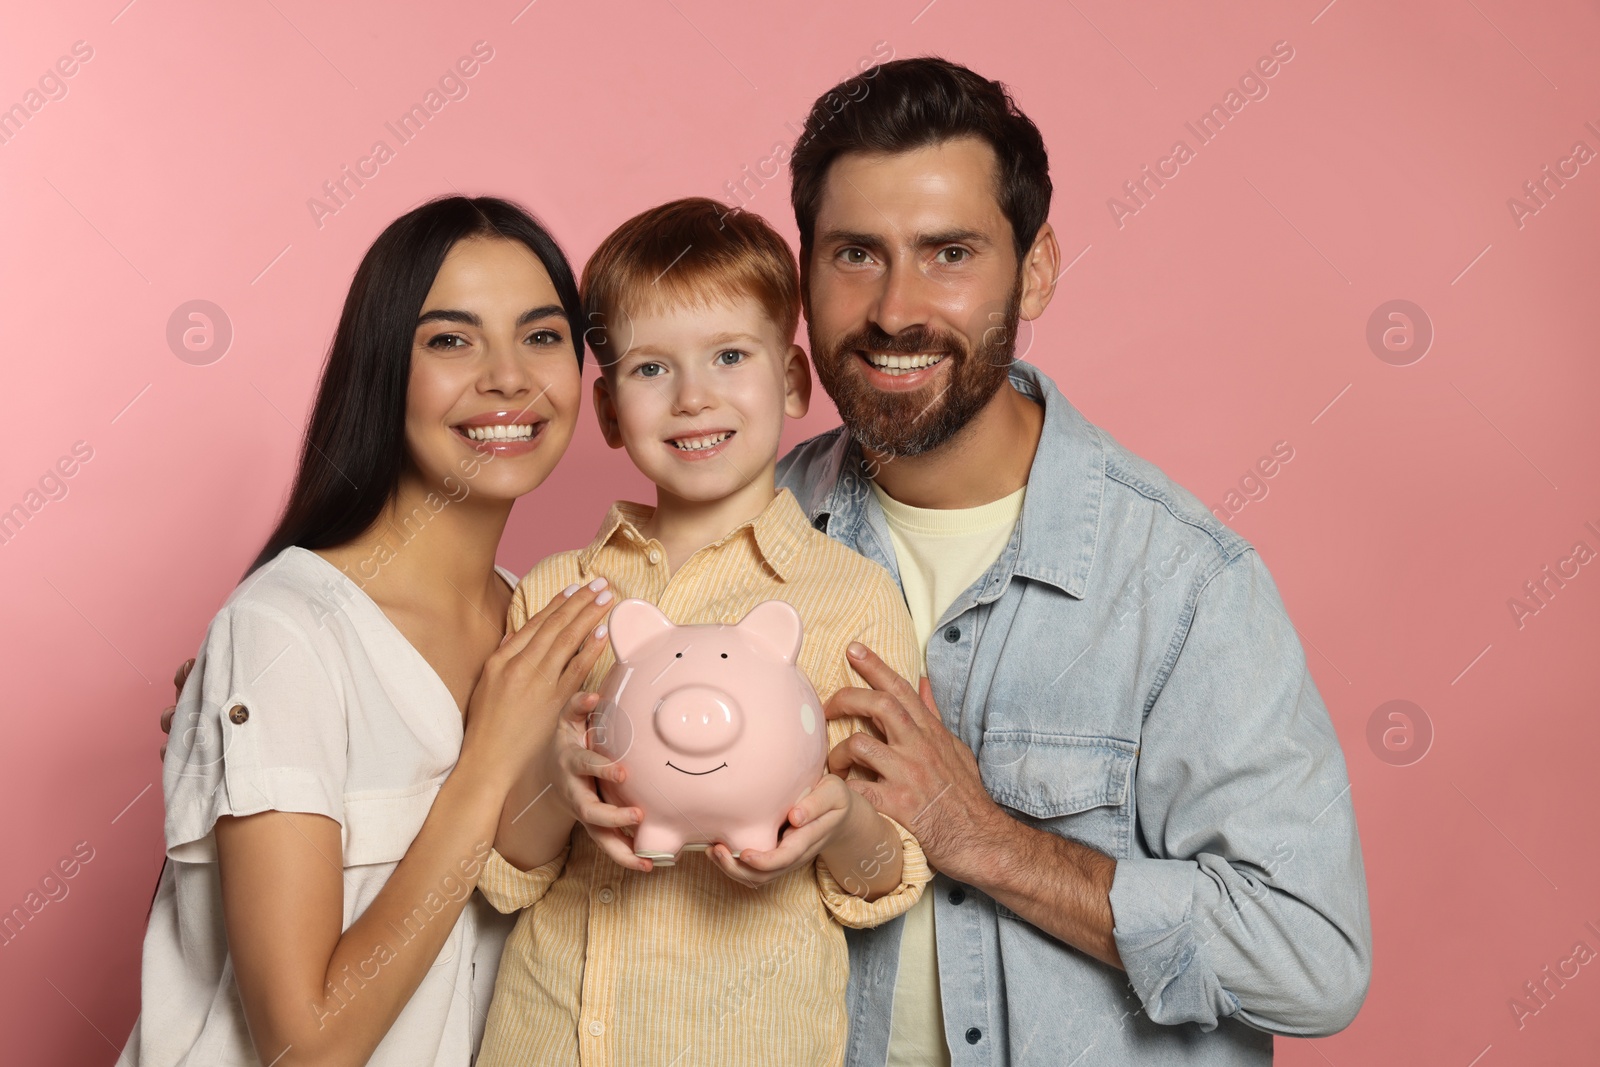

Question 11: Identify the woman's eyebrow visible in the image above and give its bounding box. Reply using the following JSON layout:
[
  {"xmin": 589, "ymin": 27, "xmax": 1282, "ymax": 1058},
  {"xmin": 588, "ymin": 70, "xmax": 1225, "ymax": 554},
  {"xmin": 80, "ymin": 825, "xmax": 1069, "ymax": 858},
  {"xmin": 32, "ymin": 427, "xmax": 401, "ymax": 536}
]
[
  {"xmin": 415, "ymin": 304, "xmax": 567, "ymax": 328},
  {"xmin": 517, "ymin": 304, "xmax": 567, "ymax": 326},
  {"xmin": 417, "ymin": 308, "xmax": 480, "ymax": 327}
]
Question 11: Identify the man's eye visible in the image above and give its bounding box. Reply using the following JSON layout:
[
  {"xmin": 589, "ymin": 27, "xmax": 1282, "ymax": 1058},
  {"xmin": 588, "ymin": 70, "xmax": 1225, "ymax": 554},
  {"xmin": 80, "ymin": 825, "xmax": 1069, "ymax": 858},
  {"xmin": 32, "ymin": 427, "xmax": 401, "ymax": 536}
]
[
  {"xmin": 528, "ymin": 328, "xmax": 565, "ymax": 346},
  {"xmin": 715, "ymin": 349, "xmax": 747, "ymax": 366},
  {"xmin": 839, "ymin": 248, "xmax": 871, "ymax": 265},
  {"xmin": 937, "ymin": 247, "xmax": 969, "ymax": 264},
  {"xmin": 426, "ymin": 333, "xmax": 468, "ymax": 350}
]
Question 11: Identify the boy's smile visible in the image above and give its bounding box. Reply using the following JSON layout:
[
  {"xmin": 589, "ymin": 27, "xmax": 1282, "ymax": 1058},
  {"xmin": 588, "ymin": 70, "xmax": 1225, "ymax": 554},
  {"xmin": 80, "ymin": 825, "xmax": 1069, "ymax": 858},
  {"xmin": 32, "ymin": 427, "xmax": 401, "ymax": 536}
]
[{"xmin": 594, "ymin": 294, "xmax": 810, "ymax": 515}]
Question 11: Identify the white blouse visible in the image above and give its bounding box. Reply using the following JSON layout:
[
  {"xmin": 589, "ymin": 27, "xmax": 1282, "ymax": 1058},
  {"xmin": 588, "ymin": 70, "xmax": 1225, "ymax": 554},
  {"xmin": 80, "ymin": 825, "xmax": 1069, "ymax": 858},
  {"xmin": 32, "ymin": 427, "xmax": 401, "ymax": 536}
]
[{"xmin": 123, "ymin": 546, "xmax": 518, "ymax": 1066}]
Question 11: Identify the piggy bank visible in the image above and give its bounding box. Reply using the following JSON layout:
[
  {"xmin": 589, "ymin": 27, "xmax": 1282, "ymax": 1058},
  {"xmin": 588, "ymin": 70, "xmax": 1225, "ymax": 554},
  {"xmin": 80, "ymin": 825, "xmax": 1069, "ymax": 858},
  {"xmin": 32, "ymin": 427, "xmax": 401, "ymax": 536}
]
[{"xmin": 588, "ymin": 598, "xmax": 827, "ymax": 866}]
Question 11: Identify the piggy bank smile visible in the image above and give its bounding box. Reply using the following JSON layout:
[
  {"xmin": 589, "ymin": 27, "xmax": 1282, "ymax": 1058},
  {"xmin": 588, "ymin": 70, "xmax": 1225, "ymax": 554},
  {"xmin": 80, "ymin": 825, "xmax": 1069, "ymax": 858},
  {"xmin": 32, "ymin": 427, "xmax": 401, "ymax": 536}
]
[
  {"xmin": 589, "ymin": 598, "xmax": 828, "ymax": 865},
  {"xmin": 665, "ymin": 760, "xmax": 729, "ymax": 776}
]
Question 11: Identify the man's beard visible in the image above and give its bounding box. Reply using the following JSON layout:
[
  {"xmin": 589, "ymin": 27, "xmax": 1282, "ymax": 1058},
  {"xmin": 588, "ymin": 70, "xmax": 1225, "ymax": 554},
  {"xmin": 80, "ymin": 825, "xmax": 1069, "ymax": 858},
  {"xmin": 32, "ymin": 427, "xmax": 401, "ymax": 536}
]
[{"xmin": 813, "ymin": 283, "xmax": 1022, "ymax": 459}]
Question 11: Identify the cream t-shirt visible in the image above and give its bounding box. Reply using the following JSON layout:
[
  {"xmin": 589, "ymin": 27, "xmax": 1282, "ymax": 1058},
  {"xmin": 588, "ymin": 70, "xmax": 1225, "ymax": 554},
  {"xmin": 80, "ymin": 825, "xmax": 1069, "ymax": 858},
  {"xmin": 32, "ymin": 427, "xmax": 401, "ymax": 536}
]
[
  {"xmin": 123, "ymin": 546, "xmax": 518, "ymax": 1066},
  {"xmin": 870, "ymin": 481, "xmax": 1027, "ymax": 1067}
]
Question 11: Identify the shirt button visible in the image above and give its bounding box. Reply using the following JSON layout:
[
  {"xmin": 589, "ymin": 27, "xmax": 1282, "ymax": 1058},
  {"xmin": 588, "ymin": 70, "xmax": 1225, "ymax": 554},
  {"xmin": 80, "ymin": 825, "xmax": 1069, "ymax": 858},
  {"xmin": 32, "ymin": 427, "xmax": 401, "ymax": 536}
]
[
  {"xmin": 948, "ymin": 888, "xmax": 966, "ymax": 905},
  {"xmin": 587, "ymin": 1020, "xmax": 604, "ymax": 1037},
  {"xmin": 965, "ymin": 1027, "xmax": 982, "ymax": 1044},
  {"xmin": 943, "ymin": 625, "xmax": 961, "ymax": 643},
  {"xmin": 228, "ymin": 704, "xmax": 250, "ymax": 724},
  {"xmin": 648, "ymin": 549, "xmax": 662, "ymax": 564},
  {"xmin": 597, "ymin": 888, "xmax": 614, "ymax": 904}
]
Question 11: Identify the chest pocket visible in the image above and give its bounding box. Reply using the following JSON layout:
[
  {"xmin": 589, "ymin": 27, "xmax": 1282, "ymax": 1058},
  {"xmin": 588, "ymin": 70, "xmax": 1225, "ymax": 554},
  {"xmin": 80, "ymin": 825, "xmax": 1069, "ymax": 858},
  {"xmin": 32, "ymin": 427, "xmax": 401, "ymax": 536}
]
[{"xmin": 978, "ymin": 732, "xmax": 1136, "ymax": 859}]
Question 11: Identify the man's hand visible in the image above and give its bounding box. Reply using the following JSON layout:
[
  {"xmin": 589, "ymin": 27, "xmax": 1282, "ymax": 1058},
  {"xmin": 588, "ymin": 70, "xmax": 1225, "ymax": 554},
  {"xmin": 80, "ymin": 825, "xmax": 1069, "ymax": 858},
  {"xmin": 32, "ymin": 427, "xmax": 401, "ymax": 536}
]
[
  {"xmin": 828, "ymin": 641, "xmax": 1123, "ymax": 969},
  {"xmin": 824, "ymin": 642, "xmax": 1005, "ymax": 884},
  {"xmin": 158, "ymin": 658, "xmax": 195, "ymax": 761}
]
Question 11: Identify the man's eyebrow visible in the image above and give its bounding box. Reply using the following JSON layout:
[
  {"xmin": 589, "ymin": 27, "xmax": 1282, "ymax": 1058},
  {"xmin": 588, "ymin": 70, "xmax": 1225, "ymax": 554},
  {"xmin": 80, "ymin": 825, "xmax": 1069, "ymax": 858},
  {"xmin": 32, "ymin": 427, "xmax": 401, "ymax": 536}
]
[
  {"xmin": 917, "ymin": 229, "xmax": 992, "ymax": 249},
  {"xmin": 816, "ymin": 228, "xmax": 995, "ymax": 252},
  {"xmin": 819, "ymin": 229, "xmax": 889, "ymax": 253},
  {"xmin": 415, "ymin": 304, "xmax": 567, "ymax": 329}
]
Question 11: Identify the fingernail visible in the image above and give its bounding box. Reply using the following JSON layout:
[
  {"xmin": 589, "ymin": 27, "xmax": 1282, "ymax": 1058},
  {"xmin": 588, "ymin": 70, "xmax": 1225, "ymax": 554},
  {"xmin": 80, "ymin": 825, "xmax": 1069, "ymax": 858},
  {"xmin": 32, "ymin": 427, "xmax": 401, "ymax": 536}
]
[
  {"xmin": 848, "ymin": 642, "xmax": 867, "ymax": 659},
  {"xmin": 596, "ymin": 589, "xmax": 613, "ymax": 605},
  {"xmin": 594, "ymin": 623, "xmax": 609, "ymax": 640},
  {"xmin": 563, "ymin": 583, "xmax": 580, "ymax": 597},
  {"xmin": 589, "ymin": 577, "xmax": 608, "ymax": 591}
]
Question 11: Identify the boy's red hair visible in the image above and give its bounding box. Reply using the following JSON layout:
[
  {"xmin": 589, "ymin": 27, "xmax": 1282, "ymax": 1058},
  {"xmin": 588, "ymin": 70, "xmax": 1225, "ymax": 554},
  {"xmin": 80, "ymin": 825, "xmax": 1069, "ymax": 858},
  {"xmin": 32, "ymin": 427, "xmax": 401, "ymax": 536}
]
[{"xmin": 582, "ymin": 197, "xmax": 800, "ymax": 369}]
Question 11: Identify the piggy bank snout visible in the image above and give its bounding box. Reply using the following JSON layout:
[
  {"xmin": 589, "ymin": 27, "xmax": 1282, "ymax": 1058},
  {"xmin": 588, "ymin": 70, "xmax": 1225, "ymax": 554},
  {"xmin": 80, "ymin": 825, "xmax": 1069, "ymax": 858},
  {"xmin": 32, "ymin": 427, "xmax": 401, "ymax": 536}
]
[{"xmin": 653, "ymin": 685, "xmax": 744, "ymax": 755}]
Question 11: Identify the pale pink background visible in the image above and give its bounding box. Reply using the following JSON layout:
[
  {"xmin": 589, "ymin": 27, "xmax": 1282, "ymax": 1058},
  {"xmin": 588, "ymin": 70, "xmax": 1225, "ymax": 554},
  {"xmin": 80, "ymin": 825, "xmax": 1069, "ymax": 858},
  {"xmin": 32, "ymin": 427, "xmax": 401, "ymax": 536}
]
[{"xmin": 2, "ymin": 0, "xmax": 1597, "ymax": 1062}]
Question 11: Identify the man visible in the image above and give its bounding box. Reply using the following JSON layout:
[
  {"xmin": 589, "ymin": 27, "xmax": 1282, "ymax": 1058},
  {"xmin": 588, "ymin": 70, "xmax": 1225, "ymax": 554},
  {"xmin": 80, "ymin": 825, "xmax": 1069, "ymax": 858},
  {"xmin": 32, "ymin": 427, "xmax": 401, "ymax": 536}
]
[{"xmin": 777, "ymin": 57, "xmax": 1370, "ymax": 1065}]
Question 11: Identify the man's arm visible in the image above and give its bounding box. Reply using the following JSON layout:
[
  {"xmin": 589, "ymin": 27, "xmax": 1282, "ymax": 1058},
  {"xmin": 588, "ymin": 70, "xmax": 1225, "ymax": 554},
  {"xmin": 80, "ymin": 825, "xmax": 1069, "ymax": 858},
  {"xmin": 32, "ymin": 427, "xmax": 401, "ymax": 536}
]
[
  {"xmin": 1107, "ymin": 549, "xmax": 1371, "ymax": 1035},
  {"xmin": 828, "ymin": 548, "xmax": 1372, "ymax": 1035},
  {"xmin": 825, "ymin": 653, "xmax": 1122, "ymax": 969}
]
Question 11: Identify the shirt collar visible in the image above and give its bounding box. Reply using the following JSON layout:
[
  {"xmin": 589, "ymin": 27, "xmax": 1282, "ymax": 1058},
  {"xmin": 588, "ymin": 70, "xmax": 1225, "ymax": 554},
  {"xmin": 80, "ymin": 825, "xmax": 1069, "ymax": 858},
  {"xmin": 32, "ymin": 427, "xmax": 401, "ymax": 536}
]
[
  {"xmin": 806, "ymin": 360, "xmax": 1105, "ymax": 599},
  {"xmin": 575, "ymin": 487, "xmax": 812, "ymax": 583}
]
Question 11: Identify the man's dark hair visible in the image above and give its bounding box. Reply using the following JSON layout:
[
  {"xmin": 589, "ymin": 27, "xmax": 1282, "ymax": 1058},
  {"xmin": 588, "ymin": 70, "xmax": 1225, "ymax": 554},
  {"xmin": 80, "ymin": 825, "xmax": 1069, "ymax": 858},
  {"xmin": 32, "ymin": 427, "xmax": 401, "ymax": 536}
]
[{"xmin": 789, "ymin": 56, "xmax": 1052, "ymax": 268}]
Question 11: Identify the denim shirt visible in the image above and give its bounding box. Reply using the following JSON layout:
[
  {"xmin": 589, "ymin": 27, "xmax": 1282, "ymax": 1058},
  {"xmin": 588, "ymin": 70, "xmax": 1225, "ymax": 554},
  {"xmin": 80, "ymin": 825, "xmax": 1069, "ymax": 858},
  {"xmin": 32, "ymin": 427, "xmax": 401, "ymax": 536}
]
[{"xmin": 777, "ymin": 361, "xmax": 1371, "ymax": 1066}]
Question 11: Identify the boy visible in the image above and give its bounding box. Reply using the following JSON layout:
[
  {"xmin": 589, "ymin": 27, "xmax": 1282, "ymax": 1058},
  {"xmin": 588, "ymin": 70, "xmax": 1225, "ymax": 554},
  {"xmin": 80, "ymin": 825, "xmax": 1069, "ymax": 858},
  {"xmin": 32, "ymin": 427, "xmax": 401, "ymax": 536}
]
[{"xmin": 474, "ymin": 198, "xmax": 930, "ymax": 1066}]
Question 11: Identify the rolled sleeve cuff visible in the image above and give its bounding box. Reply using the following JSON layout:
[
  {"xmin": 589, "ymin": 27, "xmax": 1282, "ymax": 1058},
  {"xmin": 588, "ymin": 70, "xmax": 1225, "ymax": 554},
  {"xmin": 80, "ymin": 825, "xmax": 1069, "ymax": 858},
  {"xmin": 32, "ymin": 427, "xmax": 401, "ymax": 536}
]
[
  {"xmin": 1111, "ymin": 856, "xmax": 1234, "ymax": 1031},
  {"xmin": 816, "ymin": 816, "xmax": 931, "ymax": 929},
  {"xmin": 477, "ymin": 846, "xmax": 568, "ymax": 914}
]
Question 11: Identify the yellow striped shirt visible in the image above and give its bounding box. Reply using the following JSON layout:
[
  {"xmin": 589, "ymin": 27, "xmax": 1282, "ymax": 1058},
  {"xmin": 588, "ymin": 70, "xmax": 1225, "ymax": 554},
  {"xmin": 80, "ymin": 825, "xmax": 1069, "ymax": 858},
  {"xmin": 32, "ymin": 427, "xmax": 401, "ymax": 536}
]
[{"xmin": 477, "ymin": 488, "xmax": 930, "ymax": 1067}]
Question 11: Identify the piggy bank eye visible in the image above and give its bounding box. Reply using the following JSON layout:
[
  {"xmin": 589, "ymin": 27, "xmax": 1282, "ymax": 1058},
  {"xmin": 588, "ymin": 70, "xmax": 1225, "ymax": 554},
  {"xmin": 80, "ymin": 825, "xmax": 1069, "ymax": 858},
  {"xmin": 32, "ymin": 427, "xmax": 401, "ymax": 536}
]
[
  {"xmin": 675, "ymin": 652, "xmax": 683, "ymax": 659},
  {"xmin": 720, "ymin": 653, "xmax": 728, "ymax": 659}
]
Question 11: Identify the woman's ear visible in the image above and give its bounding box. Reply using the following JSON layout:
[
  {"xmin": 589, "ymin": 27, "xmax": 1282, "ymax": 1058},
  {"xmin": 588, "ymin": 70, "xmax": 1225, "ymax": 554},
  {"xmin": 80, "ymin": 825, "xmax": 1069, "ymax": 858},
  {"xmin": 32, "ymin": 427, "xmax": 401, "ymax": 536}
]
[
  {"xmin": 593, "ymin": 374, "xmax": 625, "ymax": 450},
  {"xmin": 783, "ymin": 345, "xmax": 812, "ymax": 420}
]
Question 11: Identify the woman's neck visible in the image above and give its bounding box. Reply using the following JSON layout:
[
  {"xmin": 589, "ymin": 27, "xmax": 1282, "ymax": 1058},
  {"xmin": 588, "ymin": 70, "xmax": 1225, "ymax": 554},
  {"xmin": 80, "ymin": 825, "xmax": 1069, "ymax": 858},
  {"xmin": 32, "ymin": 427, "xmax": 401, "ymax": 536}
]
[
  {"xmin": 317, "ymin": 472, "xmax": 513, "ymax": 623},
  {"xmin": 642, "ymin": 465, "xmax": 778, "ymax": 574}
]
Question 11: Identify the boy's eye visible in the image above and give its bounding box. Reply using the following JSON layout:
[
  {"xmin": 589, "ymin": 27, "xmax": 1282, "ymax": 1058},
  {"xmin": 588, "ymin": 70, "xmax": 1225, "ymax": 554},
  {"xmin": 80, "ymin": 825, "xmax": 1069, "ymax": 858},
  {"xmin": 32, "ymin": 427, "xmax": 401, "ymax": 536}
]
[
  {"xmin": 426, "ymin": 333, "xmax": 469, "ymax": 350},
  {"xmin": 634, "ymin": 362, "xmax": 665, "ymax": 379},
  {"xmin": 714, "ymin": 349, "xmax": 747, "ymax": 366}
]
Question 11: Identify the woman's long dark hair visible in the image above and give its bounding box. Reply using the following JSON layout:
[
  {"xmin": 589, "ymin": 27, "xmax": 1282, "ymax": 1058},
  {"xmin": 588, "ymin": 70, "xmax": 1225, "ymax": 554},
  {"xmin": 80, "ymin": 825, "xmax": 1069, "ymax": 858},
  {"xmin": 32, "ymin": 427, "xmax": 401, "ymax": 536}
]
[{"xmin": 246, "ymin": 196, "xmax": 584, "ymax": 577}]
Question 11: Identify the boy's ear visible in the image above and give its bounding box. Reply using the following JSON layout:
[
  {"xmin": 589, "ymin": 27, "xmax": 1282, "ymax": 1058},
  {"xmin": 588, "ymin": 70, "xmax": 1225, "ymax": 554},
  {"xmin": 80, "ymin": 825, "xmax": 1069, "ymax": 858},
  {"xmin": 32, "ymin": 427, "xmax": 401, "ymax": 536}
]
[
  {"xmin": 783, "ymin": 345, "xmax": 812, "ymax": 420},
  {"xmin": 592, "ymin": 374, "xmax": 625, "ymax": 450}
]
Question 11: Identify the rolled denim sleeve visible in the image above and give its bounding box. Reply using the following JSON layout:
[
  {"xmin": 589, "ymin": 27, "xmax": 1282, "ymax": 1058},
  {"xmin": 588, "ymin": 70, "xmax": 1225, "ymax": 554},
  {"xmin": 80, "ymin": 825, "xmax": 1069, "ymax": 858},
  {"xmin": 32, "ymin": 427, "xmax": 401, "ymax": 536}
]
[{"xmin": 1110, "ymin": 549, "xmax": 1372, "ymax": 1036}]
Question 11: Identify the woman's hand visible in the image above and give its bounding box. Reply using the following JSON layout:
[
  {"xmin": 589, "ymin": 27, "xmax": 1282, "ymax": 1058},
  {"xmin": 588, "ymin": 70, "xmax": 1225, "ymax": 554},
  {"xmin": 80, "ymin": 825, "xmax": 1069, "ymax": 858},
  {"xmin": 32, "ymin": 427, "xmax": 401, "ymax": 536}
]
[
  {"xmin": 158, "ymin": 658, "xmax": 195, "ymax": 761},
  {"xmin": 461, "ymin": 578, "xmax": 614, "ymax": 790}
]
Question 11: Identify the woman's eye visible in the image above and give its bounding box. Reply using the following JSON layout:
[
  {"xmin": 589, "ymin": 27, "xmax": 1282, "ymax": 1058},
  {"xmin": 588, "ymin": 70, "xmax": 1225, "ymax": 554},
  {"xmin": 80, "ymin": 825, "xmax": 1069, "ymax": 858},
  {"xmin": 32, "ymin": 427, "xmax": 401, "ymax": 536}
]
[
  {"xmin": 426, "ymin": 333, "xmax": 468, "ymax": 350},
  {"xmin": 527, "ymin": 329, "xmax": 564, "ymax": 346},
  {"xmin": 715, "ymin": 349, "xmax": 747, "ymax": 366}
]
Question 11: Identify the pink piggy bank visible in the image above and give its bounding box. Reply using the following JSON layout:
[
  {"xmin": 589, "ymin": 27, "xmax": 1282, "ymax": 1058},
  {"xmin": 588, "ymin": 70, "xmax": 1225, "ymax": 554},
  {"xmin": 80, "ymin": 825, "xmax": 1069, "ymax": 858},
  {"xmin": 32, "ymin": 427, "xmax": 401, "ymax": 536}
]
[{"xmin": 588, "ymin": 598, "xmax": 827, "ymax": 866}]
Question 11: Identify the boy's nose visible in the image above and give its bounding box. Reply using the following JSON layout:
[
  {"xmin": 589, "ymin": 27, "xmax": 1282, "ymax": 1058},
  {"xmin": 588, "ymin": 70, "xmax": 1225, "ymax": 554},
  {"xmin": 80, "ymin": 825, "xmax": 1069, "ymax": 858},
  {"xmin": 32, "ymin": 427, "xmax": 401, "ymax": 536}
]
[{"xmin": 670, "ymin": 375, "xmax": 712, "ymax": 415}]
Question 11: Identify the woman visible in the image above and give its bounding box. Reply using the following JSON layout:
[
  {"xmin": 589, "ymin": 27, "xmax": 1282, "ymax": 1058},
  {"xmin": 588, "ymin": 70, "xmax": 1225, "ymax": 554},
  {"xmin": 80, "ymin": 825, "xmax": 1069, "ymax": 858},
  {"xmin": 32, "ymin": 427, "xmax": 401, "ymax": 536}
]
[{"xmin": 125, "ymin": 196, "xmax": 612, "ymax": 1065}]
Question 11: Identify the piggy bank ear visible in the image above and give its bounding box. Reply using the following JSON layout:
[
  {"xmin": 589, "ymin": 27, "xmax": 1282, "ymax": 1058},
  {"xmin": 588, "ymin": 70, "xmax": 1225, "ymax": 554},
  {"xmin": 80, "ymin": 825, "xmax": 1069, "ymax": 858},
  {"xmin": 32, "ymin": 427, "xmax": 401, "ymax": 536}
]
[
  {"xmin": 608, "ymin": 598, "xmax": 675, "ymax": 661},
  {"xmin": 736, "ymin": 599, "xmax": 803, "ymax": 664}
]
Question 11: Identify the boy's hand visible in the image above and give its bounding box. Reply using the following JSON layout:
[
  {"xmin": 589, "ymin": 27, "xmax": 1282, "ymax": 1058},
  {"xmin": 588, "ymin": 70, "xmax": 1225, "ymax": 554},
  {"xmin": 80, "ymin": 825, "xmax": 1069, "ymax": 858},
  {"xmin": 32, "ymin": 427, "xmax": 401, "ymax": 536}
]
[
  {"xmin": 706, "ymin": 774, "xmax": 859, "ymax": 888},
  {"xmin": 549, "ymin": 692, "xmax": 654, "ymax": 873}
]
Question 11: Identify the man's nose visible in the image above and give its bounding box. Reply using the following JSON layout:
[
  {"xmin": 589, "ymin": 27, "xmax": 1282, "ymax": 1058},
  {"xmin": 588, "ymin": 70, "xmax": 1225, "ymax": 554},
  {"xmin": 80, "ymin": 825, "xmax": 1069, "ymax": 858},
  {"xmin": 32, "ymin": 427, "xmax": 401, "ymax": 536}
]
[{"xmin": 868, "ymin": 261, "xmax": 931, "ymax": 338}]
